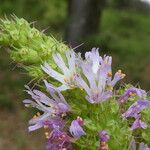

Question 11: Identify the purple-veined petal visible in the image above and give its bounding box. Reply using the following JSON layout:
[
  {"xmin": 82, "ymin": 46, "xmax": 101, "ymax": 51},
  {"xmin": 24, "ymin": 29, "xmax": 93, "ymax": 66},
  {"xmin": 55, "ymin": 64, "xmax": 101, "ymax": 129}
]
[
  {"xmin": 57, "ymin": 102, "xmax": 69, "ymax": 113},
  {"xmin": 23, "ymin": 99, "xmax": 46, "ymax": 112},
  {"xmin": 29, "ymin": 113, "xmax": 51, "ymax": 125},
  {"xmin": 69, "ymin": 119, "xmax": 86, "ymax": 138},
  {"xmin": 99, "ymin": 130, "xmax": 110, "ymax": 142},
  {"xmin": 53, "ymin": 53, "xmax": 69, "ymax": 75},
  {"xmin": 131, "ymin": 117, "xmax": 147, "ymax": 130},
  {"xmin": 119, "ymin": 87, "xmax": 147, "ymax": 104},
  {"xmin": 75, "ymin": 75, "xmax": 90, "ymax": 94},
  {"xmin": 44, "ymin": 80, "xmax": 69, "ymax": 106},
  {"xmin": 139, "ymin": 142, "xmax": 150, "ymax": 150},
  {"xmin": 66, "ymin": 50, "xmax": 76, "ymax": 73},
  {"xmin": 80, "ymin": 63, "xmax": 97, "ymax": 90},
  {"xmin": 98, "ymin": 91, "xmax": 113, "ymax": 102},
  {"xmin": 57, "ymin": 84, "xmax": 69, "ymax": 91},
  {"xmin": 47, "ymin": 127, "xmax": 72, "ymax": 150},
  {"xmin": 33, "ymin": 89, "xmax": 54, "ymax": 106},
  {"xmin": 41, "ymin": 62, "xmax": 64, "ymax": 83},
  {"xmin": 28, "ymin": 123, "xmax": 43, "ymax": 132},
  {"xmin": 130, "ymin": 139, "xmax": 150, "ymax": 150},
  {"xmin": 109, "ymin": 70, "xmax": 125, "ymax": 87},
  {"xmin": 85, "ymin": 48, "xmax": 101, "ymax": 74},
  {"xmin": 122, "ymin": 100, "xmax": 150, "ymax": 119}
]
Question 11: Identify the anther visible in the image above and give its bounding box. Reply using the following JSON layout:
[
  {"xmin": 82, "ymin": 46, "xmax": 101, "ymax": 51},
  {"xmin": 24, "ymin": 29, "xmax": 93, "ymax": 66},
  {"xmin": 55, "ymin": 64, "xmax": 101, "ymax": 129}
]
[
  {"xmin": 107, "ymin": 72, "xmax": 112, "ymax": 77},
  {"xmin": 44, "ymin": 125, "xmax": 48, "ymax": 129},
  {"xmin": 33, "ymin": 115, "xmax": 37, "ymax": 119},
  {"xmin": 37, "ymin": 112, "xmax": 41, "ymax": 116},
  {"xmin": 118, "ymin": 70, "xmax": 122, "ymax": 74},
  {"xmin": 45, "ymin": 132, "xmax": 49, "ymax": 136}
]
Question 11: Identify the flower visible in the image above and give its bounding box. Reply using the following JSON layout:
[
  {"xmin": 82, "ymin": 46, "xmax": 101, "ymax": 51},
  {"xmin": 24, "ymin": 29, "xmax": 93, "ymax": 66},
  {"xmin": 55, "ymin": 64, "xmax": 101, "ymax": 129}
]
[
  {"xmin": 99, "ymin": 130, "xmax": 110, "ymax": 142},
  {"xmin": 107, "ymin": 70, "xmax": 125, "ymax": 87},
  {"xmin": 75, "ymin": 49, "xmax": 125, "ymax": 103},
  {"xmin": 119, "ymin": 87, "xmax": 147, "ymax": 104},
  {"xmin": 43, "ymin": 117, "xmax": 65, "ymax": 129},
  {"xmin": 84, "ymin": 48, "xmax": 102, "ymax": 74},
  {"xmin": 69, "ymin": 116, "xmax": 86, "ymax": 138},
  {"xmin": 99, "ymin": 130, "xmax": 109, "ymax": 150},
  {"xmin": 131, "ymin": 139, "xmax": 150, "ymax": 150},
  {"xmin": 131, "ymin": 117, "xmax": 147, "ymax": 130},
  {"xmin": 122, "ymin": 100, "xmax": 150, "ymax": 119},
  {"xmin": 46, "ymin": 126, "xmax": 72, "ymax": 150},
  {"xmin": 28, "ymin": 116, "xmax": 65, "ymax": 132},
  {"xmin": 41, "ymin": 50, "xmax": 77, "ymax": 91},
  {"xmin": 23, "ymin": 82, "xmax": 70, "ymax": 131},
  {"xmin": 139, "ymin": 143, "xmax": 150, "ymax": 150}
]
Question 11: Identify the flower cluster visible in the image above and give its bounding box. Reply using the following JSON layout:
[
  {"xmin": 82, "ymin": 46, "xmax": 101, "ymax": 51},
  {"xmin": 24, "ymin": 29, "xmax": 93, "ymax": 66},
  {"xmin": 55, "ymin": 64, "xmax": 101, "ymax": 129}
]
[
  {"xmin": 41, "ymin": 48, "xmax": 125, "ymax": 104},
  {"xmin": 24, "ymin": 82, "xmax": 85, "ymax": 149},
  {"xmin": 23, "ymin": 48, "xmax": 150, "ymax": 149},
  {"xmin": 120, "ymin": 87, "xmax": 150, "ymax": 131}
]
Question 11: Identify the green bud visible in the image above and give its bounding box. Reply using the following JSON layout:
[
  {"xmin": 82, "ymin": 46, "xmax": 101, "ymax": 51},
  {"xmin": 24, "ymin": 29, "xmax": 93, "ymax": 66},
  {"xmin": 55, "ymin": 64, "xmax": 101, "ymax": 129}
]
[
  {"xmin": 24, "ymin": 66, "xmax": 44, "ymax": 78},
  {"xmin": 0, "ymin": 16, "xmax": 70, "ymax": 79}
]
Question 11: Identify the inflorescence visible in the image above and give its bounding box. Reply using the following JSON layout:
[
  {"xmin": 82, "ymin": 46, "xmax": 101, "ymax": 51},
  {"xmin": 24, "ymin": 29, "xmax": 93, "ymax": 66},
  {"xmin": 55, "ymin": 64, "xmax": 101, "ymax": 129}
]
[{"xmin": 23, "ymin": 48, "xmax": 150, "ymax": 150}]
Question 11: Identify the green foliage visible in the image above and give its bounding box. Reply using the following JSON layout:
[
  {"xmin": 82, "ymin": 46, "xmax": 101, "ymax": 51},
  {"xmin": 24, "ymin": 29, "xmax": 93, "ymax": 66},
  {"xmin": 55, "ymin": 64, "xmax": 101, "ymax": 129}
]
[
  {"xmin": 87, "ymin": 9, "xmax": 150, "ymax": 89},
  {"xmin": 0, "ymin": 0, "xmax": 67, "ymax": 29},
  {"xmin": 0, "ymin": 17, "xmax": 69, "ymax": 79}
]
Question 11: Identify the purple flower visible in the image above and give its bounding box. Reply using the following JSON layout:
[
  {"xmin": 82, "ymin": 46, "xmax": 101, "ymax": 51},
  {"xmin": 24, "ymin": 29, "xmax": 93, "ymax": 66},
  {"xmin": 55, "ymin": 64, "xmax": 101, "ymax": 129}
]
[
  {"xmin": 41, "ymin": 50, "xmax": 77, "ymax": 91},
  {"xmin": 28, "ymin": 116, "xmax": 65, "ymax": 132},
  {"xmin": 75, "ymin": 49, "xmax": 125, "ymax": 103},
  {"xmin": 69, "ymin": 117, "xmax": 86, "ymax": 138},
  {"xmin": 85, "ymin": 48, "xmax": 102, "ymax": 74},
  {"xmin": 131, "ymin": 139, "xmax": 150, "ymax": 150},
  {"xmin": 119, "ymin": 87, "xmax": 147, "ymax": 104},
  {"xmin": 139, "ymin": 143, "xmax": 150, "ymax": 150},
  {"xmin": 46, "ymin": 126, "xmax": 72, "ymax": 150},
  {"xmin": 122, "ymin": 100, "xmax": 150, "ymax": 119},
  {"xmin": 99, "ymin": 130, "xmax": 110, "ymax": 142},
  {"xmin": 43, "ymin": 117, "xmax": 65, "ymax": 129},
  {"xmin": 23, "ymin": 82, "xmax": 70, "ymax": 132},
  {"xmin": 107, "ymin": 70, "xmax": 125, "ymax": 87},
  {"xmin": 131, "ymin": 117, "xmax": 147, "ymax": 130}
]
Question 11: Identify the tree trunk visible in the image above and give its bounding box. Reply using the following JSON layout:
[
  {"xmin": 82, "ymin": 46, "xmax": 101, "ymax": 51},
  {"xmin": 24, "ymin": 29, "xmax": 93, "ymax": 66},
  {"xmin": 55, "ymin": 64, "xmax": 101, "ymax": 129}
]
[{"xmin": 66, "ymin": 0, "xmax": 106, "ymax": 48}]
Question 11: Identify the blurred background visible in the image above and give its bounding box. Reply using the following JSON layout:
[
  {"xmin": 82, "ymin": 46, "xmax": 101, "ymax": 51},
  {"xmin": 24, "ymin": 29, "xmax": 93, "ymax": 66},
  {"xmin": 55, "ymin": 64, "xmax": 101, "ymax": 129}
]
[{"xmin": 0, "ymin": 0, "xmax": 150, "ymax": 149}]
